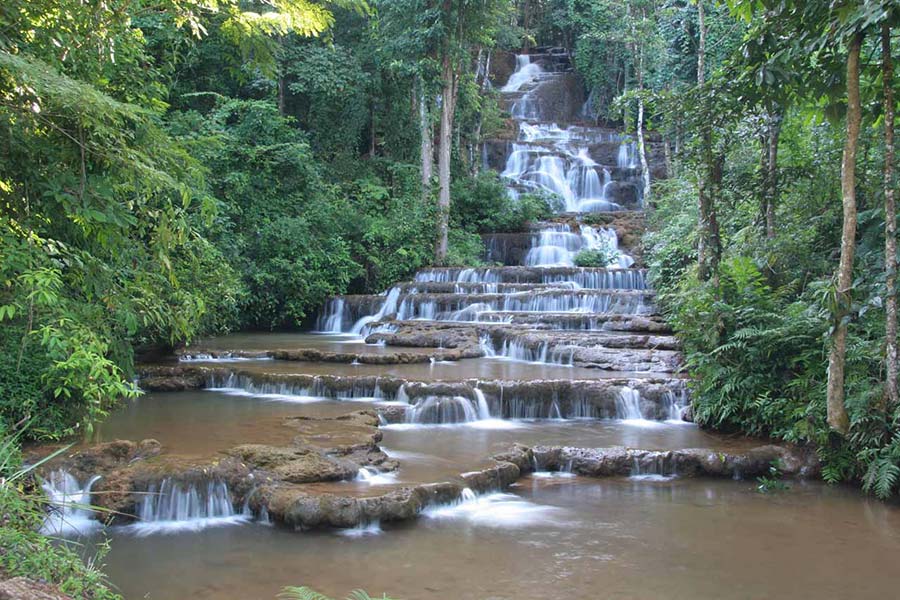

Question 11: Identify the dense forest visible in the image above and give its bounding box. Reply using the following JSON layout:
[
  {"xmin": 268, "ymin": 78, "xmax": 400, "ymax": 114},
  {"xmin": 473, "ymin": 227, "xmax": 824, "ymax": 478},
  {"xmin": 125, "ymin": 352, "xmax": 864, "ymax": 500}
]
[{"xmin": 1, "ymin": 0, "xmax": 900, "ymax": 597}]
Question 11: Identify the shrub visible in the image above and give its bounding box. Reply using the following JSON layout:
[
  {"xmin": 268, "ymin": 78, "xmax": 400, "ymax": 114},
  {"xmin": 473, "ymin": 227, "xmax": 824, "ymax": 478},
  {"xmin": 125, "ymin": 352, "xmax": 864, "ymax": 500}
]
[
  {"xmin": 574, "ymin": 246, "xmax": 619, "ymax": 267},
  {"xmin": 451, "ymin": 172, "xmax": 558, "ymax": 233}
]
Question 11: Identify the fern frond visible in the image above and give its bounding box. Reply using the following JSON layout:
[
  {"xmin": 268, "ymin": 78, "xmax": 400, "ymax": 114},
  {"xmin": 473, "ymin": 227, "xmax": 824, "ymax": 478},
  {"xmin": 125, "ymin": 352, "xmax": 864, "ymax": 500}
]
[{"xmin": 279, "ymin": 587, "xmax": 335, "ymax": 600}]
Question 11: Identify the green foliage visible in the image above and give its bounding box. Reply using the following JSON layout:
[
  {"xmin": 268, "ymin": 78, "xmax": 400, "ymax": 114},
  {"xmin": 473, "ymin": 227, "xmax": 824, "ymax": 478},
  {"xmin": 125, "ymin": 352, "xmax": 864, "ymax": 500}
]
[
  {"xmin": 451, "ymin": 172, "xmax": 557, "ymax": 233},
  {"xmin": 756, "ymin": 461, "xmax": 790, "ymax": 493},
  {"xmin": 0, "ymin": 428, "xmax": 119, "ymax": 599},
  {"xmin": 284, "ymin": 42, "xmax": 371, "ymax": 163},
  {"xmin": 279, "ymin": 586, "xmax": 397, "ymax": 600},
  {"xmin": 574, "ymin": 245, "xmax": 619, "ymax": 268}
]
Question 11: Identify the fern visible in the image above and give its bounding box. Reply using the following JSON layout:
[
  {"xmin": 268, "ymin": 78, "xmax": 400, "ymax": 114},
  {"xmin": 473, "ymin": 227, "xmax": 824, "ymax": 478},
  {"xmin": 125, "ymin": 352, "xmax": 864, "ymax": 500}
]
[
  {"xmin": 279, "ymin": 587, "xmax": 334, "ymax": 600},
  {"xmin": 279, "ymin": 587, "xmax": 398, "ymax": 600}
]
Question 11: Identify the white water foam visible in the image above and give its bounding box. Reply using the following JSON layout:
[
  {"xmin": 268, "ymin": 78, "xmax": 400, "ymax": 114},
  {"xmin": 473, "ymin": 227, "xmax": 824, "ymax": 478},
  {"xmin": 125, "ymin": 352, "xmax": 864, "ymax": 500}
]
[{"xmin": 424, "ymin": 490, "xmax": 562, "ymax": 528}]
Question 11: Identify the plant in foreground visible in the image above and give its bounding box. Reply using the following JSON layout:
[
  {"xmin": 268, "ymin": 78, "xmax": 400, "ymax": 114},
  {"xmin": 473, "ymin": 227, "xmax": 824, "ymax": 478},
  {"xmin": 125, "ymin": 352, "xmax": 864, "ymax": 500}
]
[{"xmin": 280, "ymin": 586, "xmax": 398, "ymax": 600}]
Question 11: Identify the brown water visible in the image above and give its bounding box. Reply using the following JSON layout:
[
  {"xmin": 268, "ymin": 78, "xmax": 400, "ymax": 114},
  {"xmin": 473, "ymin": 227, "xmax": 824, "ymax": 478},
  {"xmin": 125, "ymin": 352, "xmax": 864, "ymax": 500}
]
[
  {"xmin": 88, "ymin": 476, "xmax": 900, "ymax": 600},
  {"xmin": 94, "ymin": 390, "xmax": 745, "ymax": 485}
]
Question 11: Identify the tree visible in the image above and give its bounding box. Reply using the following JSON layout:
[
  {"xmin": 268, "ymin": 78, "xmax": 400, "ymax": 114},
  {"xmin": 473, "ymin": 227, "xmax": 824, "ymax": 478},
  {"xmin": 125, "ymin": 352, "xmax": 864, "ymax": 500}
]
[
  {"xmin": 695, "ymin": 0, "xmax": 721, "ymax": 281},
  {"xmin": 825, "ymin": 30, "xmax": 862, "ymax": 435},
  {"xmin": 882, "ymin": 20, "xmax": 897, "ymax": 407},
  {"xmin": 432, "ymin": 0, "xmax": 508, "ymax": 265}
]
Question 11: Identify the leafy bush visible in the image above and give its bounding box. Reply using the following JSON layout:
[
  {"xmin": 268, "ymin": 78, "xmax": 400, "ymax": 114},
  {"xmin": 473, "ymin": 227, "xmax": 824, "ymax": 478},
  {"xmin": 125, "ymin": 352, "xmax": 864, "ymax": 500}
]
[
  {"xmin": 451, "ymin": 172, "xmax": 558, "ymax": 233},
  {"xmin": 574, "ymin": 245, "xmax": 619, "ymax": 267}
]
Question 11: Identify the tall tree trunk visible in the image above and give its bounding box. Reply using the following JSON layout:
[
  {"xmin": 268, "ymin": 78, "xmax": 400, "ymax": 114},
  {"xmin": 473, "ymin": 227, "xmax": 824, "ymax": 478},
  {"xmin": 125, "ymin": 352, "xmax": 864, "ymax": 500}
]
[
  {"xmin": 758, "ymin": 127, "xmax": 769, "ymax": 229},
  {"xmin": 369, "ymin": 101, "xmax": 376, "ymax": 157},
  {"xmin": 765, "ymin": 109, "xmax": 781, "ymax": 239},
  {"xmin": 637, "ymin": 95, "xmax": 650, "ymax": 203},
  {"xmin": 663, "ymin": 136, "xmax": 673, "ymax": 178},
  {"xmin": 696, "ymin": 0, "xmax": 718, "ymax": 281},
  {"xmin": 418, "ymin": 74, "xmax": 434, "ymax": 204},
  {"xmin": 826, "ymin": 32, "xmax": 863, "ymax": 435},
  {"xmin": 435, "ymin": 54, "xmax": 458, "ymax": 265},
  {"xmin": 883, "ymin": 22, "xmax": 898, "ymax": 407},
  {"xmin": 636, "ymin": 9, "xmax": 651, "ymax": 205}
]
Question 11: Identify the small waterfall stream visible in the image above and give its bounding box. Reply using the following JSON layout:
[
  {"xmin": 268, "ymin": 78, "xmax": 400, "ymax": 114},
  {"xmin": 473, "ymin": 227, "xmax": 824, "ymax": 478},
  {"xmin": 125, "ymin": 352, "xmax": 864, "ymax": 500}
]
[
  {"xmin": 40, "ymin": 470, "xmax": 102, "ymax": 537},
  {"xmin": 127, "ymin": 478, "xmax": 248, "ymax": 535}
]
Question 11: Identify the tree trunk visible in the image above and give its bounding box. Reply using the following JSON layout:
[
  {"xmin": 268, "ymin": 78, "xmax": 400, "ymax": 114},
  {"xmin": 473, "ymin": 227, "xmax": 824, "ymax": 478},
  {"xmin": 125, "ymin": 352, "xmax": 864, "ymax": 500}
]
[
  {"xmin": 696, "ymin": 0, "xmax": 717, "ymax": 281},
  {"xmin": 826, "ymin": 32, "xmax": 863, "ymax": 435},
  {"xmin": 435, "ymin": 53, "xmax": 458, "ymax": 265},
  {"xmin": 663, "ymin": 136, "xmax": 673, "ymax": 178},
  {"xmin": 636, "ymin": 10, "xmax": 651, "ymax": 205},
  {"xmin": 758, "ymin": 127, "xmax": 769, "ymax": 230},
  {"xmin": 765, "ymin": 109, "xmax": 781, "ymax": 239},
  {"xmin": 883, "ymin": 22, "xmax": 898, "ymax": 407},
  {"xmin": 369, "ymin": 101, "xmax": 376, "ymax": 157},
  {"xmin": 418, "ymin": 74, "xmax": 434, "ymax": 204}
]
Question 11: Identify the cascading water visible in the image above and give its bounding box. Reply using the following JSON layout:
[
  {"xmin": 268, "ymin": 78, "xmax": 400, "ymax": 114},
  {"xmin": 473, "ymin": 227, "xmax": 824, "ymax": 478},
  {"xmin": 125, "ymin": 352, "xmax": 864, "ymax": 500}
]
[
  {"xmin": 502, "ymin": 55, "xmax": 543, "ymax": 92},
  {"xmin": 497, "ymin": 55, "xmax": 646, "ymax": 212},
  {"xmin": 525, "ymin": 224, "xmax": 633, "ymax": 268},
  {"xmin": 127, "ymin": 478, "xmax": 247, "ymax": 535},
  {"xmin": 40, "ymin": 470, "xmax": 102, "ymax": 536},
  {"xmin": 630, "ymin": 452, "xmax": 677, "ymax": 481},
  {"xmin": 404, "ymin": 396, "xmax": 481, "ymax": 424}
]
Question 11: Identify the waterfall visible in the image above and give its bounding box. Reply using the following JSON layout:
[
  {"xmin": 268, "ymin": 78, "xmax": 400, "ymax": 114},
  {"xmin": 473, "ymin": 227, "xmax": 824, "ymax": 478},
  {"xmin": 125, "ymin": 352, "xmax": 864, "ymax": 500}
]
[
  {"xmin": 40, "ymin": 470, "xmax": 102, "ymax": 536},
  {"xmin": 356, "ymin": 467, "xmax": 398, "ymax": 485},
  {"xmin": 404, "ymin": 396, "xmax": 481, "ymax": 424},
  {"xmin": 502, "ymin": 55, "xmax": 543, "ymax": 92},
  {"xmin": 473, "ymin": 388, "xmax": 492, "ymax": 420},
  {"xmin": 127, "ymin": 478, "xmax": 247, "ymax": 535},
  {"xmin": 480, "ymin": 335, "xmax": 497, "ymax": 357},
  {"xmin": 614, "ymin": 387, "xmax": 644, "ymax": 420},
  {"xmin": 630, "ymin": 453, "xmax": 677, "ymax": 481},
  {"xmin": 497, "ymin": 53, "xmax": 646, "ymax": 213},
  {"xmin": 318, "ymin": 298, "xmax": 346, "ymax": 333},
  {"xmin": 524, "ymin": 225, "xmax": 582, "ymax": 267},
  {"xmin": 350, "ymin": 287, "xmax": 401, "ymax": 335}
]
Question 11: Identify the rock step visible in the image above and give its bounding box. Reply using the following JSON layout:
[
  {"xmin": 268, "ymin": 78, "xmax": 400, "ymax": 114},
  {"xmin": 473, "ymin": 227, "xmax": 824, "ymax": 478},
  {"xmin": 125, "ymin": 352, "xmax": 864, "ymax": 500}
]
[
  {"xmin": 139, "ymin": 365, "xmax": 687, "ymax": 418},
  {"xmin": 370, "ymin": 314, "xmax": 672, "ymax": 335},
  {"xmin": 49, "ymin": 437, "xmax": 816, "ymax": 534},
  {"xmin": 413, "ymin": 266, "xmax": 648, "ymax": 288},
  {"xmin": 395, "ymin": 281, "xmax": 631, "ymax": 294},
  {"xmin": 496, "ymin": 445, "xmax": 820, "ymax": 480},
  {"xmin": 176, "ymin": 346, "xmax": 482, "ymax": 365},
  {"xmin": 480, "ymin": 329, "xmax": 680, "ymax": 352}
]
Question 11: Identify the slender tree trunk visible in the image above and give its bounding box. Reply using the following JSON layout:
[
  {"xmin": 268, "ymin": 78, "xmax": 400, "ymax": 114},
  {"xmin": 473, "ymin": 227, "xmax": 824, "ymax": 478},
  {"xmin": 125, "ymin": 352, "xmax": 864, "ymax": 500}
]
[
  {"xmin": 674, "ymin": 122, "xmax": 681, "ymax": 174},
  {"xmin": 826, "ymin": 32, "xmax": 864, "ymax": 435},
  {"xmin": 636, "ymin": 10, "xmax": 651, "ymax": 205},
  {"xmin": 637, "ymin": 96, "xmax": 650, "ymax": 203},
  {"xmin": 369, "ymin": 101, "xmax": 376, "ymax": 157},
  {"xmin": 696, "ymin": 0, "xmax": 717, "ymax": 281},
  {"xmin": 435, "ymin": 54, "xmax": 458, "ymax": 264},
  {"xmin": 277, "ymin": 34, "xmax": 286, "ymax": 114},
  {"xmin": 883, "ymin": 22, "xmax": 898, "ymax": 407},
  {"xmin": 662, "ymin": 135, "xmax": 672, "ymax": 178},
  {"xmin": 765, "ymin": 110, "xmax": 781, "ymax": 239},
  {"xmin": 418, "ymin": 74, "xmax": 434, "ymax": 204},
  {"xmin": 758, "ymin": 127, "xmax": 769, "ymax": 229}
]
